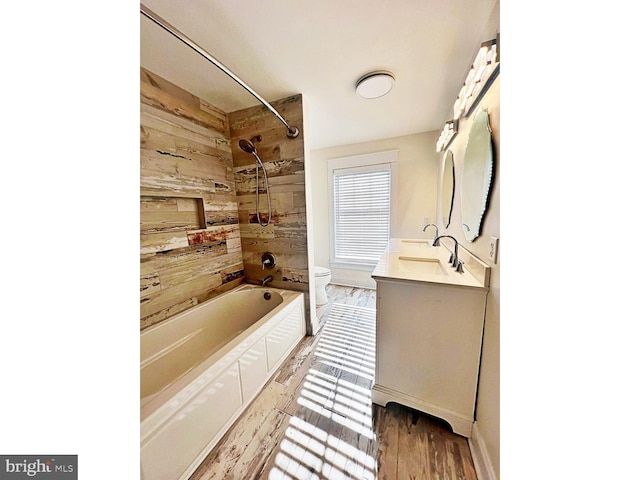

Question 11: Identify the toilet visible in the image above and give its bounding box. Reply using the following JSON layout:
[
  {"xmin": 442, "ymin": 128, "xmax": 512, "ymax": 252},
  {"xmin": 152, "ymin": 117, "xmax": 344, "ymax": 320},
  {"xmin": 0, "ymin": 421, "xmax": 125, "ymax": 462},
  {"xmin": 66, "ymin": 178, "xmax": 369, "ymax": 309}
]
[{"xmin": 314, "ymin": 266, "xmax": 332, "ymax": 305}]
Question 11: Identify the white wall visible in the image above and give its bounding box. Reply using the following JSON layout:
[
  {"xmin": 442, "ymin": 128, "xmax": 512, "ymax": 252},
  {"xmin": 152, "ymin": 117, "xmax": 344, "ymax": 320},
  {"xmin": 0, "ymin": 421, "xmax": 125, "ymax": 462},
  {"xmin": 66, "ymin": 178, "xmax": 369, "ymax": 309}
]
[{"xmin": 310, "ymin": 131, "xmax": 441, "ymax": 288}]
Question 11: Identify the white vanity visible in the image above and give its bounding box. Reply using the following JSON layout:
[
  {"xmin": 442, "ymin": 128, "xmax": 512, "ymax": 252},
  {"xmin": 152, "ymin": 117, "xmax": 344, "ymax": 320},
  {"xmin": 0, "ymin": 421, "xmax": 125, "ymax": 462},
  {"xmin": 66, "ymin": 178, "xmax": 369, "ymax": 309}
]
[{"xmin": 371, "ymin": 238, "xmax": 490, "ymax": 437}]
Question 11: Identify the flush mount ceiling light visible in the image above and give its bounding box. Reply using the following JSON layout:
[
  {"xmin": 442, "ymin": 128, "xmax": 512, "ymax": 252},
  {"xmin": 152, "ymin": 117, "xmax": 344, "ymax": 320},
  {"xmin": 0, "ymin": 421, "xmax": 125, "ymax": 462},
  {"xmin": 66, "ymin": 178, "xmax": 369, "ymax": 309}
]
[{"xmin": 355, "ymin": 71, "xmax": 395, "ymax": 99}]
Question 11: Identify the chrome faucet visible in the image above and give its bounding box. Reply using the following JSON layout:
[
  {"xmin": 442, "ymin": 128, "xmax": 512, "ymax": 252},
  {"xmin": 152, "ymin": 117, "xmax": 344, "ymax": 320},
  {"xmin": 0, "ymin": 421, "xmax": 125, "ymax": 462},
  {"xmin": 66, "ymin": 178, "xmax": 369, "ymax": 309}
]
[
  {"xmin": 261, "ymin": 275, "xmax": 274, "ymax": 286},
  {"xmin": 433, "ymin": 235, "xmax": 464, "ymax": 272},
  {"xmin": 422, "ymin": 223, "xmax": 439, "ymax": 238}
]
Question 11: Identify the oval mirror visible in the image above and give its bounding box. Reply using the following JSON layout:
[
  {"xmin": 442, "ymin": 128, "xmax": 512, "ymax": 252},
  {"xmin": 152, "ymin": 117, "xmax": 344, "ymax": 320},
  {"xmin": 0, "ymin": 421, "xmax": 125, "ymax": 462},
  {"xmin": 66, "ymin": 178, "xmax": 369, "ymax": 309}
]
[
  {"xmin": 461, "ymin": 108, "xmax": 493, "ymax": 242},
  {"xmin": 441, "ymin": 150, "xmax": 455, "ymax": 228}
]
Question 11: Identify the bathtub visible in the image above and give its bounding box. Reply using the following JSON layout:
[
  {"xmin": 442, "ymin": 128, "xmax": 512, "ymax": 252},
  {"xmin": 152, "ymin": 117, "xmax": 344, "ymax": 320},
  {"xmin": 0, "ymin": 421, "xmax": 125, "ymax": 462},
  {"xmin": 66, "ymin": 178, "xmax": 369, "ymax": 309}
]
[{"xmin": 140, "ymin": 284, "xmax": 306, "ymax": 480}]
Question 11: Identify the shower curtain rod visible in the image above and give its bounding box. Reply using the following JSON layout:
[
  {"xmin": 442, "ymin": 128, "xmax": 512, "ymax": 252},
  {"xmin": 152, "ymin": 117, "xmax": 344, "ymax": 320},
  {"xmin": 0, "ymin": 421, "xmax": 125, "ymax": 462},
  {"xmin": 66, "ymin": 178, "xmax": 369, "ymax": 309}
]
[{"xmin": 140, "ymin": 4, "xmax": 299, "ymax": 138}]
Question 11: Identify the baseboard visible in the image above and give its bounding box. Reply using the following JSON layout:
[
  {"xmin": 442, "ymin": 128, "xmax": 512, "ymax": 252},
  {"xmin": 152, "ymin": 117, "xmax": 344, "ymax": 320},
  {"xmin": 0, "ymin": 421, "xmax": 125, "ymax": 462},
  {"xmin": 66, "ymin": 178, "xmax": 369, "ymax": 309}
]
[{"xmin": 468, "ymin": 422, "xmax": 497, "ymax": 480}]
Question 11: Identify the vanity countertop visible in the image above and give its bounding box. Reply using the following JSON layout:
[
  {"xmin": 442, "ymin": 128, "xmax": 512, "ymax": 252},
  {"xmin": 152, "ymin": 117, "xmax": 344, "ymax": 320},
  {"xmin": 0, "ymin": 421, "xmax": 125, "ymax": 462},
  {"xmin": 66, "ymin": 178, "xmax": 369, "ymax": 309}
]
[{"xmin": 371, "ymin": 238, "xmax": 490, "ymax": 289}]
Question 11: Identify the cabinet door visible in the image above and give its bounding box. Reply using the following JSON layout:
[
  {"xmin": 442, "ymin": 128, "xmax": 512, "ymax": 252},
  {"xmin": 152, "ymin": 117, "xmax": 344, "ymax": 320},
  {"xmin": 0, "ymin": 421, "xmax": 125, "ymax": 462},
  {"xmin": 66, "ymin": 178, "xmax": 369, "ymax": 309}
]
[{"xmin": 376, "ymin": 281, "xmax": 485, "ymax": 419}]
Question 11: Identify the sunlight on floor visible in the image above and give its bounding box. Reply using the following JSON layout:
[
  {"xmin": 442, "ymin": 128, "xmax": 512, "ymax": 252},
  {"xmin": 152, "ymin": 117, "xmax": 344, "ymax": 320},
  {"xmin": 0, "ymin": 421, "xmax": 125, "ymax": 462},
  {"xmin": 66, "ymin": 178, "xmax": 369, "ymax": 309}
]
[{"xmin": 267, "ymin": 303, "xmax": 377, "ymax": 480}]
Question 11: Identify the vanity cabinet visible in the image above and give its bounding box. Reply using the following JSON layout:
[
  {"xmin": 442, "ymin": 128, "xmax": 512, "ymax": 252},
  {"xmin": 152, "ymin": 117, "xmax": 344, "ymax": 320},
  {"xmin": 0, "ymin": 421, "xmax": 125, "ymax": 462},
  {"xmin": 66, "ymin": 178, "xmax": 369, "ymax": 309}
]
[{"xmin": 371, "ymin": 239, "xmax": 489, "ymax": 437}]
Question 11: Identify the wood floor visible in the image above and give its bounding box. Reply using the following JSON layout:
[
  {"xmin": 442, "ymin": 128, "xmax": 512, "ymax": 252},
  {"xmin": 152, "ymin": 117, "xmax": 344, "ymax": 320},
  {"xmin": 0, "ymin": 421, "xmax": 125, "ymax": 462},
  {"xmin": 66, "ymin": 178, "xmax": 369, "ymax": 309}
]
[{"xmin": 190, "ymin": 284, "xmax": 478, "ymax": 480}]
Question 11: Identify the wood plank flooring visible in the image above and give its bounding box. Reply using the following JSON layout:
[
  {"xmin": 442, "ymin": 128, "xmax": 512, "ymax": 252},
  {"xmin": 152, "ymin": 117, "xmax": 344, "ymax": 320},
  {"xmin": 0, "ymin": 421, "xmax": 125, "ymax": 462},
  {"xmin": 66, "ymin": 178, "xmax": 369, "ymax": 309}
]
[{"xmin": 190, "ymin": 284, "xmax": 477, "ymax": 480}]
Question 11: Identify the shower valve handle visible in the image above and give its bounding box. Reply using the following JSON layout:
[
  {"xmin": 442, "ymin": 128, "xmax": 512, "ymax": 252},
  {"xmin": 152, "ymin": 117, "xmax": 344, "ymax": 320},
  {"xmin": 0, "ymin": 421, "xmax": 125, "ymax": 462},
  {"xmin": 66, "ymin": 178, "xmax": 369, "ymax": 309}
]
[{"xmin": 262, "ymin": 252, "xmax": 276, "ymax": 270}]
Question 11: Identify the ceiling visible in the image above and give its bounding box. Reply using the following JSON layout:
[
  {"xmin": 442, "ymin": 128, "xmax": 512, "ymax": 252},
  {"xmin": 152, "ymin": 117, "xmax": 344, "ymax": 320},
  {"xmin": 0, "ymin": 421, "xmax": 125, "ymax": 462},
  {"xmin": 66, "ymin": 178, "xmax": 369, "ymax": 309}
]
[{"xmin": 140, "ymin": 0, "xmax": 499, "ymax": 150}]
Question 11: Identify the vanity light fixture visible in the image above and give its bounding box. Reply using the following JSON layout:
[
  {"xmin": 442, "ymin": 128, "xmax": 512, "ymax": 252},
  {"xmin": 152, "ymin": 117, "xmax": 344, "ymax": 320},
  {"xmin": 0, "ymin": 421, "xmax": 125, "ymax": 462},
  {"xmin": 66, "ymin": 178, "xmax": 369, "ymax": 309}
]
[
  {"xmin": 436, "ymin": 120, "xmax": 458, "ymax": 152},
  {"xmin": 355, "ymin": 71, "xmax": 395, "ymax": 99},
  {"xmin": 453, "ymin": 35, "xmax": 500, "ymax": 120}
]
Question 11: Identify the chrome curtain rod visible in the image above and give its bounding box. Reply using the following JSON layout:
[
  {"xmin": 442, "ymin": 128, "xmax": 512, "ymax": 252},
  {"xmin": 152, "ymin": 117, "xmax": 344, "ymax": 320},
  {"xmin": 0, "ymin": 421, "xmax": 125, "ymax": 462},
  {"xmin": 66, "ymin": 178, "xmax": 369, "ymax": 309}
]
[{"xmin": 140, "ymin": 4, "xmax": 299, "ymax": 138}]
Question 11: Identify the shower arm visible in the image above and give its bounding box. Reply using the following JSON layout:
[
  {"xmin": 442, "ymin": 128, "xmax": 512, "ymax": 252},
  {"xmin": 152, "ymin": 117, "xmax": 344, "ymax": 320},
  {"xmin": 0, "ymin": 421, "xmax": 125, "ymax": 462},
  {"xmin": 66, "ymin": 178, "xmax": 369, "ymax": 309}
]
[{"xmin": 140, "ymin": 4, "xmax": 300, "ymax": 138}]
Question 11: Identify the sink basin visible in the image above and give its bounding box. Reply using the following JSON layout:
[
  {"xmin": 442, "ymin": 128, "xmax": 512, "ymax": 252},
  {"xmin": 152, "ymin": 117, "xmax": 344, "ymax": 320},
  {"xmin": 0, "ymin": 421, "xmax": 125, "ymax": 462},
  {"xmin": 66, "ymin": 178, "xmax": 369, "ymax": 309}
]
[
  {"xmin": 395, "ymin": 256, "xmax": 448, "ymax": 276},
  {"xmin": 400, "ymin": 240, "xmax": 432, "ymax": 247},
  {"xmin": 399, "ymin": 240, "xmax": 434, "ymax": 256},
  {"xmin": 373, "ymin": 238, "xmax": 490, "ymax": 288}
]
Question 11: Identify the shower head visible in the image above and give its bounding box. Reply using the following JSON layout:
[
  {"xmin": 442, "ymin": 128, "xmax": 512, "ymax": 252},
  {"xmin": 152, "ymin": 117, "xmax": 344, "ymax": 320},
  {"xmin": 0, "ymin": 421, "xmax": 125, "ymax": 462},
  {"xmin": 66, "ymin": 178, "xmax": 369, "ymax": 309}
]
[{"xmin": 239, "ymin": 139, "xmax": 257, "ymax": 154}]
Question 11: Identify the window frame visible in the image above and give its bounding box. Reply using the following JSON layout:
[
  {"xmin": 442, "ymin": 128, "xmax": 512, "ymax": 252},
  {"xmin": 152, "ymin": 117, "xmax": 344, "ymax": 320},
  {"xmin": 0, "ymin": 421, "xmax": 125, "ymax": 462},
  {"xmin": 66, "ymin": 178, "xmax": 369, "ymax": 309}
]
[{"xmin": 327, "ymin": 150, "xmax": 398, "ymax": 271}]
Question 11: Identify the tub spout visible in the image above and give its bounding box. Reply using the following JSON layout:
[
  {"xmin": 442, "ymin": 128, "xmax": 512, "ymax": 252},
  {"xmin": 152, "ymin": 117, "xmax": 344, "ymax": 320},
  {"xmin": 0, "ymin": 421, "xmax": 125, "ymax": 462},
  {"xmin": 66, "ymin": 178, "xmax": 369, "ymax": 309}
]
[{"xmin": 262, "ymin": 275, "xmax": 273, "ymax": 286}]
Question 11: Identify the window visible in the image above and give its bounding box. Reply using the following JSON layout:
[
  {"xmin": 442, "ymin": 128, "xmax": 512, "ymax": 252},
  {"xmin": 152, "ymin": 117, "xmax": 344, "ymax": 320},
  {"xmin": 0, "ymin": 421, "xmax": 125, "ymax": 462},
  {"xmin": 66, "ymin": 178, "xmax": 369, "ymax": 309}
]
[{"xmin": 328, "ymin": 150, "xmax": 398, "ymax": 270}]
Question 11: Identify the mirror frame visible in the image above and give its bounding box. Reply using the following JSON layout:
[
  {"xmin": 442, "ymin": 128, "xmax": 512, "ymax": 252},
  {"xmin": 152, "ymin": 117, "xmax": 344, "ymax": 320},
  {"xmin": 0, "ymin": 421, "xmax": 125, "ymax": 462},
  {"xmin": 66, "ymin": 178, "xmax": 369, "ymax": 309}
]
[
  {"xmin": 460, "ymin": 108, "xmax": 494, "ymax": 242},
  {"xmin": 441, "ymin": 150, "xmax": 455, "ymax": 228}
]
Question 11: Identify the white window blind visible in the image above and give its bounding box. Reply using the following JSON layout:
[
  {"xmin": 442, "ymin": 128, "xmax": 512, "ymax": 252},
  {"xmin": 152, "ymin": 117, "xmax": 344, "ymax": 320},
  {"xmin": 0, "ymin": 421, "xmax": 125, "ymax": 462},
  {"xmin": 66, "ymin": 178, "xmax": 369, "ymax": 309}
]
[{"xmin": 333, "ymin": 164, "xmax": 391, "ymax": 265}]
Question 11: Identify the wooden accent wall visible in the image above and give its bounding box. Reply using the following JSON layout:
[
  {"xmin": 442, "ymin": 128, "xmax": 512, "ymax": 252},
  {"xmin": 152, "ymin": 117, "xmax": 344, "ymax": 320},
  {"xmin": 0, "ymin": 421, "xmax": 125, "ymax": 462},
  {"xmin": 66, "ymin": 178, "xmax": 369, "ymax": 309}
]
[
  {"xmin": 228, "ymin": 95, "xmax": 309, "ymax": 295},
  {"xmin": 140, "ymin": 68, "xmax": 243, "ymax": 330}
]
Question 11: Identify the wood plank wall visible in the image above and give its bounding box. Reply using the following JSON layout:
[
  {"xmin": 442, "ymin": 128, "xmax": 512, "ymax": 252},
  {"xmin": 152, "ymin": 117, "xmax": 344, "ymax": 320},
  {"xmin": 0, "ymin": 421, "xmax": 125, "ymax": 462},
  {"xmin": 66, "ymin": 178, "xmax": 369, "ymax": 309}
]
[
  {"xmin": 228, "ymin": 95, "xmax": 310, "ymax": 311},
  {"xmin": 140, "ymin": 68, "xmax": 244, "ymax": 331}
]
